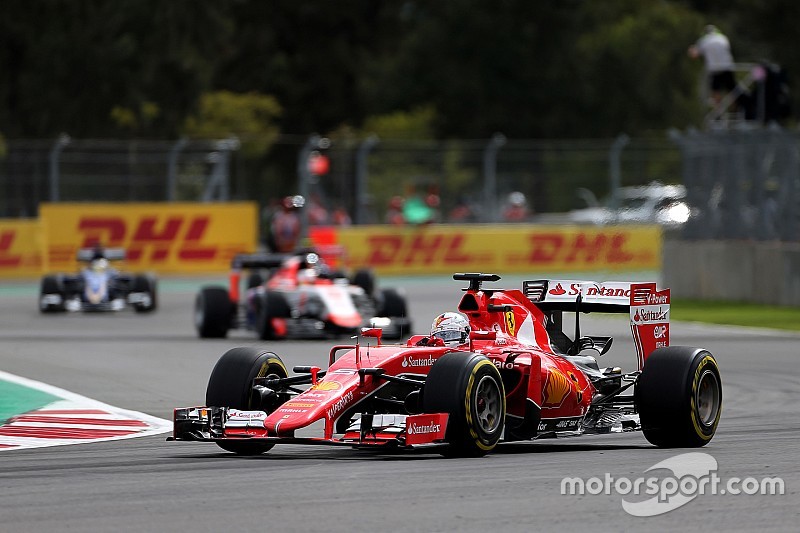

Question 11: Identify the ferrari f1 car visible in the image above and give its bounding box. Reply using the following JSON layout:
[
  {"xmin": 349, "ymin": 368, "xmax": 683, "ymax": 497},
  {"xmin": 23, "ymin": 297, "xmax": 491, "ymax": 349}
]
[
  {"xmin": 172, "ymin": 273, "xmax": 721, "ymax": 457},
  {"xmin": 39, "ymin": 248, "xmax": 157, "ymax": 313},
  {"xmin": 194, "ymin": 250, "xmax": 412, "ymax": 340}
]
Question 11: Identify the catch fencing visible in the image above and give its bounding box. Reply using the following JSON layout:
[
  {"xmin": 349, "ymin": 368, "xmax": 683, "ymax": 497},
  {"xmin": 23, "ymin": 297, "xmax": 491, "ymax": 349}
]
[{"xmin": 2, "ymin": 129, "xmax": 799, "ymax": 242}]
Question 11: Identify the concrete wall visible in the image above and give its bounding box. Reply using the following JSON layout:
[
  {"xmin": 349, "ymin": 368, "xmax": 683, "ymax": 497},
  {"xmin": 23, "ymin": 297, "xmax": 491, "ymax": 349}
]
[{"xmin": 663, "ymin": 240, "xmax": 800, "ymax": 306}]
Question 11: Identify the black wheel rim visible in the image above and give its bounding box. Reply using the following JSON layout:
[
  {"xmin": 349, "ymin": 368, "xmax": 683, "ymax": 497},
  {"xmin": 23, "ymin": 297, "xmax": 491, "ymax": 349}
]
[
  {"xmin": 474, "ymin": 375, "xmax": 502, "ymax": 434},
  {"xmin": 695, "ymin": 369, "xmax": 721, "ymax": 426}
]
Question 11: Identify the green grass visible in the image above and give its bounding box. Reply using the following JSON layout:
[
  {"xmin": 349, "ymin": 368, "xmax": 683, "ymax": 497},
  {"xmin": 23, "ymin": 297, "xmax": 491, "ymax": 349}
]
[{"xmin": 672, "ymin": 299, "xmax": 800, "ymax": 331}]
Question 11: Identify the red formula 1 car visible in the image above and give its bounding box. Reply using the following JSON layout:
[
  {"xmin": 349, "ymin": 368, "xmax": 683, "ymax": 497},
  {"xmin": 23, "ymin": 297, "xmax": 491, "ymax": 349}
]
[
  {"xmin": 172, "ymin": 273, "xmax": 722, "ymax": 457},
  {"xmin": 194, "ymin": 250, "xmax": 412, "ymax": 340}
]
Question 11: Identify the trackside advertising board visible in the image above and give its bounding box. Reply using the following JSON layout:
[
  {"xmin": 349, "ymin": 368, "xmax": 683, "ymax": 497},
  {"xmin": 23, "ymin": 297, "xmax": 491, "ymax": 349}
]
[
  {"xmin": 0, "ymin": 219, "xmax": 43, "ymax": 278},
  {"xmin": 39, "ymin": 202, "xmax": 257, "ymax": 274},
  {"xmin": 332, "ymin": 225, "xmax": 661, "ymax": 275}
]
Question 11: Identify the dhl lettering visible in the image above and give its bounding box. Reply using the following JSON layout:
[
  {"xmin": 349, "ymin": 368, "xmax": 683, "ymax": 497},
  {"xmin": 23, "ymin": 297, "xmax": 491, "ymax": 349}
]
[
  {"xmin": 366, "ymin": 234, "xmax": 474, "ymax": 266},
  {"xmin": 79, "ymin": 218, "xmax": 127, "ymax": 247},
  {"xmin": 527, "ymin": 233, "xmax": 635, "ymax": 264},
  {"xmin": 77, "ymin": 216, "xmax": 218, "ymax": 263},
  {"xmin": 0, "ymin": 230, "xmax": 22, "ymax": 267}
]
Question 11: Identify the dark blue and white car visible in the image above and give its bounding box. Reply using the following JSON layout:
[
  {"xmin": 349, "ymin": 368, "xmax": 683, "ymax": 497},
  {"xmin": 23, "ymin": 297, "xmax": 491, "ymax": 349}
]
[{"xmin": 39, "ymin": 247, "xmax": 157, "ymax": 313}]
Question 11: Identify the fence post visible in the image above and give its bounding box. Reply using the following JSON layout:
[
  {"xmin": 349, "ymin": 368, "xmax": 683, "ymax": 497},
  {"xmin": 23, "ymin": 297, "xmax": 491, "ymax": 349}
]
[
  {"xmin": 48, "ymin": 133, "xmax": 70, "ymax": 202},
  {"xmin": 167, "ymin": 137, "xmax": 188, "ymax": 201},
  {"xmin": 355, "ymin": 134, "xmax": 379, "ymax": 225},
  {"xmin": 202, "ymin": 137, "xmax": 239, "ymax": 202},
  {"xmin": 608, "ymin": 133, "xmax": 630, "ymax": 212},
  {"xmin": 482, "ymin": 132, "xmax": 506, "ymax": 222}
]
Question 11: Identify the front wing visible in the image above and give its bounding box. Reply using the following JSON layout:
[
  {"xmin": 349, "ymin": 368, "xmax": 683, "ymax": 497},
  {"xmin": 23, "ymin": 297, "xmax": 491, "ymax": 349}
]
[{"xmin": 170, "ymin": 407, "xmax": 448, "ymax": 449}]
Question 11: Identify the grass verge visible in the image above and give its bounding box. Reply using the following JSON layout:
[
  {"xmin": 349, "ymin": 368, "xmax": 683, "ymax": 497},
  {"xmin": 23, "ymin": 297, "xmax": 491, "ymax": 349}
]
[{"xmin": 672, "ymin": 299, "xmax": 800, "ymax": 332}]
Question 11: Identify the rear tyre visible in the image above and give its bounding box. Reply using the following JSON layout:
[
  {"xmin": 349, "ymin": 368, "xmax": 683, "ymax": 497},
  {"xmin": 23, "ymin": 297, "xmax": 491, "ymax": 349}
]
[
  {"xmin": 352, "ymin": 268, "xmax": 375, "ymax": 297},
  {"xmin": 247, "ymin": 272, "xmax": 264, "ymax": 289},
  {"xmin": 206, "ymin": 347, "xmax": 288, "ymax": 455},
  {"xmin": 636, "ymin": 346, "xmax": 722, "ymax": 448},
  {"xmin": 40, "ymin": 275, "xmax": 66, "ymax": 313},
  {"xmin": 257, "ymin": 290, "xmax": 290, "ymax": 340},
  {"xmin": 375, "ymin": 288, "xmax": 411, "ymax": 339},
  {"xmin": 376, "ymin": 287, "xmax": 407, "ymax": 317},
  {"xmin": 195, "ymin": 286, "xmax": 232, "ymax": 338},
  {"xmin": 423, "ymin": 353, "xmax": 505, "ymax": 457}
]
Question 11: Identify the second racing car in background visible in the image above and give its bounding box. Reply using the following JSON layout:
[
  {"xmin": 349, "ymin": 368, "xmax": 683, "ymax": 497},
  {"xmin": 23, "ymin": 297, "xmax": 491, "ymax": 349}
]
[{"xmin": 194, "ymin": 250, "xmax": 412, "ymax": 340}]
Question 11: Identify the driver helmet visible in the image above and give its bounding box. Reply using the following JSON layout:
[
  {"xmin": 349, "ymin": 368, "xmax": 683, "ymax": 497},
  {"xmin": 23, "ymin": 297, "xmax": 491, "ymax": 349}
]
[
  {"xmin": 430, "ymin": 312, "xmax": 470, "ymax": 347},
  {"xmin": 90, "ymin": 258, "xmax": 109, "ymax": 272}
]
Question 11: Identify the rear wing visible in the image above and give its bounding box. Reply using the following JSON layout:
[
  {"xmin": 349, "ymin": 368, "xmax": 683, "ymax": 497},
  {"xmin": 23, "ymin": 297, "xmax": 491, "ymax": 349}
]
[
  {"xmin": 232, "ymin": 253, "xmax": 289, "ymax": 270},
  {"xmin": 76, "ymin": 248, "xmax": 126, "ymax": 262},
  {"xmin": 524, "ymin": 279, "xmax": 670, "ymax": 369}
]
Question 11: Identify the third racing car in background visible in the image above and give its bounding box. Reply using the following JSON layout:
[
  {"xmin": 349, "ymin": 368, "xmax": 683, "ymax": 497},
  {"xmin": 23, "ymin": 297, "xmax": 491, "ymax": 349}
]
[
  {"xmin": 194, "ymin": 250, "xmax": 412, "ymax": 340},
  {"xmin": 39, "ymin": 247, "xmax": 157, "ymax": 313}
]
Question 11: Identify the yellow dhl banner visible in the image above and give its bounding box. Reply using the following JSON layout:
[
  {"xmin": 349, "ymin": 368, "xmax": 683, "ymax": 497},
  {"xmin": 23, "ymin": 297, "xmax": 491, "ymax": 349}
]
[
  {"xmin": 0, "ymin": 219, "xmax": 43, "ymax": 278},
  {"xmin": 40, "ymin": 202, "xmax": 257, "ymax": 274},
  {"xmin": 333, "ymin": 224, "xmax": 662, "ymax": 275}
]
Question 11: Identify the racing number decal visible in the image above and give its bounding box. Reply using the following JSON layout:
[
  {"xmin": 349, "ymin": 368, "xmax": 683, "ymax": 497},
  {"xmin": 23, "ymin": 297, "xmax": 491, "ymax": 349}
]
[{"xmin": 504, "ymin": 310, "xmax": 516, "ymax": 336}]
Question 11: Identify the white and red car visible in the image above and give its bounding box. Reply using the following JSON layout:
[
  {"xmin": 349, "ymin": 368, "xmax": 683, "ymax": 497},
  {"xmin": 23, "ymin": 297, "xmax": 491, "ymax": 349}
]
[{"xmin": 194, "ymin": 250, "xmax": 412, "ymax": 340}]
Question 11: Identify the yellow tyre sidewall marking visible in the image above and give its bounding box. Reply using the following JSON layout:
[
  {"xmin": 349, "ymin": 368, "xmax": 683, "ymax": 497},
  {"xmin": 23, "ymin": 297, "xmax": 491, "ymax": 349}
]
[
  {"xmin": 464, "ymin": 359, "xmax": 506, "ymax": 451},
  {"xmin": 690, "ymin": 355, "xmax": 721, "ymax": 440}
]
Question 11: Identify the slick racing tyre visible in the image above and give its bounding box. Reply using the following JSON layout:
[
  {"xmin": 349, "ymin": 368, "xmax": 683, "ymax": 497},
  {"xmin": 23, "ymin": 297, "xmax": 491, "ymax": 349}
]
[
  {"xmin": 352, "ymin": 268, "xmax": 375, "ymax": 297},
  {"xmin": 132, "ymin": 274, "xmax": 158, "ymax": 313},
  {"xmin": 206, "ymin": 347, "xmax": 288, "ymax": 455},
  {"xmin": 195, "ymin": 286, "xmax": 232, "ymax": 338},
  {"xmin": 376, "ymin": 287, "xmax": 407, "ymax": 317},
  {"xmin": 636, "ymin": 346, "xmax": 722, "ymax": 448},
  {"xmin": 257, "ymin": 290, "xmax": 290, "ymax": 340},
  {"xmin": 423, "ymin": 353, "xmax": 505, "ymax": 457},
  {"xmin": 40, "ymin": 275, "xmax": 66, "ymax": 313}
]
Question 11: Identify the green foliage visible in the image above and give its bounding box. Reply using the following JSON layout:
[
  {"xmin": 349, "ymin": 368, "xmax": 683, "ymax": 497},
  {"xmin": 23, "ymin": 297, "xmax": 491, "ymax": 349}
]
[
  {"xmin": 362, "ymin": 106, "xmax": 436, "ymax": 140},
  {"xmin": 182, "ymin": 91, "xmax": 282, "ymax": 157},
  {"xmin": 0, "ymin": 0, "xmax": 795, "ymax": 142}
]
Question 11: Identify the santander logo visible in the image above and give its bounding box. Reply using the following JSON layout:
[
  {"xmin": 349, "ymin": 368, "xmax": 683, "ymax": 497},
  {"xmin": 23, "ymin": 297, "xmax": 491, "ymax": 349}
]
[
  {"xmin": 407, "ymin": 422, "xmax": 441, "ymax": 435},
  {"xmin": 549, "ymin": 283, "xmax": 567, "ymax": 295},
  {"xmin": 402, "ymin": 354, "xmax": 436, "ymax": 368}
]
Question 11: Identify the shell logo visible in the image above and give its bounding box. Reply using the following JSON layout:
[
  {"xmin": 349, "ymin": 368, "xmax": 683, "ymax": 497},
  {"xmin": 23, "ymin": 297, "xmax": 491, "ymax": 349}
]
[
  {"xmin": 310, "ymin": 381, "xmax": 342, "ymax": 392},
  {"xmin": 542, "ymin": 368, "xmax": 572, "ymax": 407}
]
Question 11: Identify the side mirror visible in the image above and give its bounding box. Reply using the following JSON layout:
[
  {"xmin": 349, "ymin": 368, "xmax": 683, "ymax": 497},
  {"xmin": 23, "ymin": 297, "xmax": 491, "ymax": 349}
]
[{"xmin": 361, "ymin": 327, "xmax": 383, "ymax": 346}]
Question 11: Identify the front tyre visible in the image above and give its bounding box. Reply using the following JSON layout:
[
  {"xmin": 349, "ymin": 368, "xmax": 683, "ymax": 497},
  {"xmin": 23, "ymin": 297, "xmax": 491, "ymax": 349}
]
[
  {"xmin": 132, "ymin": 274, "xmax": 158, "ymax": 313},
  {"xmin": 636, "ymin": 346, "xmax": 722, "ymax": 448},
  {"xmin": 40, "ymin": 275, "xmax": 66, "ymax": 313},
  {"xmin": 206, "ymin": 347, "xmax": 288, "ymax": 455},
  {"xmin": 423, "ymin": 353, "xmax": 505, "ymax": 457}
]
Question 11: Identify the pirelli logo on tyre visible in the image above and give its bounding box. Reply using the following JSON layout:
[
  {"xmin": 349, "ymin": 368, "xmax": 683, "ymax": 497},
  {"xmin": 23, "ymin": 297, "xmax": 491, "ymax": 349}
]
[
  {"xmin": 334, "ymin": 225, "xmax": 661, "ymax": 275},
  {"xmin": 40, "ymin": 202, "xmax": 258, "ymax": 273}
]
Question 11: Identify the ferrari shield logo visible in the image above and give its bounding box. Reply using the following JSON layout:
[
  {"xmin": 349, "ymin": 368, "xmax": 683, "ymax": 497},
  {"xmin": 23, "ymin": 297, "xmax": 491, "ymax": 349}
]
[{"xmin": 504, "ymin": 310, "xmax": 516, "ymax": 336}]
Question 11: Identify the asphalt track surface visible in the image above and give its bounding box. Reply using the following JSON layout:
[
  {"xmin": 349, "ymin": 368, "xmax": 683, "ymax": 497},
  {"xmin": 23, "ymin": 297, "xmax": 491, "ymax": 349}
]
[{"xmin": 0, "ymin": 276, "xmax": 797, "ymax": 532}]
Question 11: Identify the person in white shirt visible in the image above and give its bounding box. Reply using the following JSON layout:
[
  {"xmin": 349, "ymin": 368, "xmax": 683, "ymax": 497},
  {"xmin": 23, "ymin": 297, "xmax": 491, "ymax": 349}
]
[{"xmin": 688, "ymin": 25, "xmax": 736, "ymax": 106}]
